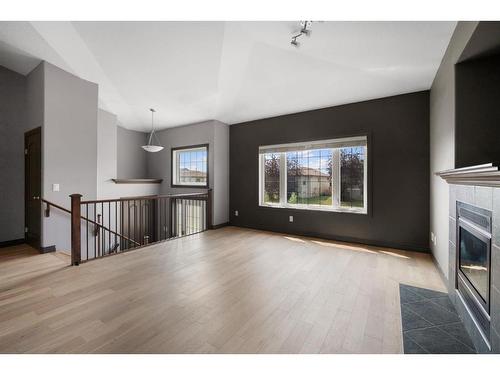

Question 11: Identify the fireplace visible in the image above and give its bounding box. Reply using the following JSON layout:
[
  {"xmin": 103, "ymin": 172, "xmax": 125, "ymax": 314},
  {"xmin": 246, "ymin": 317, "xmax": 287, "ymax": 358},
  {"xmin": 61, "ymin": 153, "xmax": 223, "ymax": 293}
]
[{"xmin": 456, "ymin": 201, "xmax": 492, "ymax": 339}]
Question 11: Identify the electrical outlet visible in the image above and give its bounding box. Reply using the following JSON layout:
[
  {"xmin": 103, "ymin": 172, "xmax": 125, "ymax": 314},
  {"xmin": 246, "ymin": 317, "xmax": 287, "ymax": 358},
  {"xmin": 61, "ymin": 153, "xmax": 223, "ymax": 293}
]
[
  {"xmin": 235, "ymin": 210, "xmax": 239, "ymax": 217},
  {"xmin": 289, "ymin": 215, "xmax": 293, "ymax": 223}
]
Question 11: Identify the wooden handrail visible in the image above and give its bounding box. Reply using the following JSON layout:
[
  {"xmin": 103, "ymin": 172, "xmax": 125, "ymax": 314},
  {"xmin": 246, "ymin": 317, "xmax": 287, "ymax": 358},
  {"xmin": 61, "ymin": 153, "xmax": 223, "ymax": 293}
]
[
  {"xmin": 80, "ymin": 190, "xmax": 210, "ymax": 205},
  {"xmin": 41, "ymin": 198, "xmax": 140, "ymax": 247},
  {"xmin": 45, "ymin": 189, "xmax": 212, "ymax": 265},
  {"xmin": 41, "ymin": 198, "xmax": 70, "ymax": 215}
]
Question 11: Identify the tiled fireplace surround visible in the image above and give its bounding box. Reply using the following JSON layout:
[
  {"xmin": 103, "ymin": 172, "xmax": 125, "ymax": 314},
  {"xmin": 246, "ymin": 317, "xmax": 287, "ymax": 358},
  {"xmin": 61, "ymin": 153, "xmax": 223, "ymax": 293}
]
[{"xmin": 448, "ymin": 184, "xmax": 500, "ymax": 353}]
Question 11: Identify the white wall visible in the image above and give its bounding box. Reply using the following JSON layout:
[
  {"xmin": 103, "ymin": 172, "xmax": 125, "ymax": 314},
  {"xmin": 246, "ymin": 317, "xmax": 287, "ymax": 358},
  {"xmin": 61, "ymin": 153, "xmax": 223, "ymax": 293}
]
[
  {"xmin": 147, "ymin": 120, "xmax": 229, "ymax": 226},
  {"xmin": 429, "ymin": 22, "xmax": 478, "ymax": 277}
]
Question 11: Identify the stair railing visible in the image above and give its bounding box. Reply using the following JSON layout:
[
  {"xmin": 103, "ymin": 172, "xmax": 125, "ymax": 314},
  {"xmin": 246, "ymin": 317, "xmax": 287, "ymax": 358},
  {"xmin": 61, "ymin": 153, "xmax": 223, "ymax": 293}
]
[
  {"xmin": 68, "ymin": 190, "xmax": 212, "ymax": 265},
  {"xmin": 41, "ymin": 197, "xmax": 142, "ymax": 265}
]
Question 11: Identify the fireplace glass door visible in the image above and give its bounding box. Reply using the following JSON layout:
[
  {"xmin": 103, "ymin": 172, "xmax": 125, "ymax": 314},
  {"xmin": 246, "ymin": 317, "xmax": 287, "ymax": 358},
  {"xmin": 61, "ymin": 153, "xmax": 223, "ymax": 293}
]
[{"xmin": 458, "ymin": 224, "xmax": 490, "ymax": 305}]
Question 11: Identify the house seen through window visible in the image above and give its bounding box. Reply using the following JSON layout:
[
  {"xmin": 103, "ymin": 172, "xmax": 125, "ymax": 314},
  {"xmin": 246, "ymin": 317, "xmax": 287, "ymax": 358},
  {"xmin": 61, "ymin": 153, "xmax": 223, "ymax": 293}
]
[
  {"xmin": 259, "ymin": 136, "xmax": 367, "ymax": 213},
  {"xmin": 172, "ymin": 145, "xmax": 208, "ymax": 187}
]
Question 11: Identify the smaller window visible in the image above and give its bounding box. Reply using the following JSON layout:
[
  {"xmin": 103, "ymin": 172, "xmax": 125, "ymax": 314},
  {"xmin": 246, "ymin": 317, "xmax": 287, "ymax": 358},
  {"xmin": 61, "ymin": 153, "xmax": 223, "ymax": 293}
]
[{"xmin": 172, "ymin": 144, "xmax": 208, "ymax": 187}]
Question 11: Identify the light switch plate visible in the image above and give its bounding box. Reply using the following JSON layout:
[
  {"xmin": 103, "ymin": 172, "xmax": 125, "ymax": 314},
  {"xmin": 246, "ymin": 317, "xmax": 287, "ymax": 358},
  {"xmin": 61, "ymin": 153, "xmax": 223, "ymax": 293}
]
[
  {"xmin": 235, "ymin": 210, "xmax": 239, "ymax": 216},
  {"xmin": 289, "ymin": 216, "xmax": 293, "ymax": 223},
  {"xmin": 52, "ymin": 183, "xmax": 60, "ymax": 192}
]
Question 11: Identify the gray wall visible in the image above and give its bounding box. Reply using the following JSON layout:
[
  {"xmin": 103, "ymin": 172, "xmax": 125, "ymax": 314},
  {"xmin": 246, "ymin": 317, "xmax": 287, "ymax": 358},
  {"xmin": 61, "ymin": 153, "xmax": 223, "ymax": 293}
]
[
  {"xmin": 0, "ymin": 66, "xmax": 27, "ymax": 242},
  {"xmin": 230, "ymin": 91, "xmax": 430, "ymax": 251},
  {"xmin": 26, "ymin": 63, "xmax": 44, "ymax": 131},
  {"xmin": 42, "ymin": 62, "xmax": 98, "ymax": 251},
  {"xmin": 146, "ymin": 120, "xmax": 230, "ymax": 226},
  {"xmin": 213, "ymin": 122, "xmax": 230, "ymax": 226},
  {"xmin": 98, "ymin": 109, "xmax": 159, "ymax": 199},
  {"xmin": 429, "ymin": 22, "xmax": 478, "ymax": 276},
  {"xmin": 117, "ymin": 126, "xmax": 148, "ymax": 179}
]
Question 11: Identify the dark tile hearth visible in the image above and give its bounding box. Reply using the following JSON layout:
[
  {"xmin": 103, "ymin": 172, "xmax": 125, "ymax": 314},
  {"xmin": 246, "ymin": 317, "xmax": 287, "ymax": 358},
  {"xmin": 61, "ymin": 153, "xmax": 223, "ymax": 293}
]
[{"xmin": 399, "ymin": 284, "xmax": 476, "ymax": 354}]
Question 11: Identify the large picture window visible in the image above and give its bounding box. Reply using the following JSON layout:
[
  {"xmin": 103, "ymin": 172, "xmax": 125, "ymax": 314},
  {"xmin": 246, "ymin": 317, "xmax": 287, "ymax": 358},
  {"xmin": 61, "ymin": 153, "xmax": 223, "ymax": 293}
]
[
  {"xmin": 259, "ymin": 136, "xmax": 367, "ymax": 213},
  {"xmin": 172, "ymin": 144, "xmax": 208, "ymax": 187}
]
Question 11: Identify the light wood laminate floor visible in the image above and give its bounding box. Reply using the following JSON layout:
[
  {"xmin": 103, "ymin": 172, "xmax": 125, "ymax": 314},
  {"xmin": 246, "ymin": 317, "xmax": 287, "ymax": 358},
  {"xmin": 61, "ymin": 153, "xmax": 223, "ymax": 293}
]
[{"xmin": 0, "ymin": 227, "xmax": 446, "ymax": 353}]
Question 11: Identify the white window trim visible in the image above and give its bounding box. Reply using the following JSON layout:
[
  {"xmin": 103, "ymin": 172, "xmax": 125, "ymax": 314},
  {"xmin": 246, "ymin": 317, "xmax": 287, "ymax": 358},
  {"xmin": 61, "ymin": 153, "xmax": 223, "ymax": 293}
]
[
  {"xmin": 258, "ymin": 138, "xmax": 368, "ymax": 214},
  {"xmin": 172, "ymin": 146, "xmax": 208, "ymax": 187}
]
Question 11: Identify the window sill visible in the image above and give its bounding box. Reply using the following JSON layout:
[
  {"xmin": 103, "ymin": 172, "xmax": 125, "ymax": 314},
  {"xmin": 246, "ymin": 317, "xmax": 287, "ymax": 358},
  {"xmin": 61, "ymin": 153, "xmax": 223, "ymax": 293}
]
[{"xmin": 259, "ymin": 203, "xmax": 367, "ymax": 215}]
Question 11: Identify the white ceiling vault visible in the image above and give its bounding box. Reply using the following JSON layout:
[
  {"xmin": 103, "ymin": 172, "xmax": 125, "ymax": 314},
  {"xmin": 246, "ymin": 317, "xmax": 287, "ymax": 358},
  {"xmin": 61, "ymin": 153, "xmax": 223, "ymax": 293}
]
[{"xmin": 0, "ymin": 21, "xmax": 456, "ymax": 131}]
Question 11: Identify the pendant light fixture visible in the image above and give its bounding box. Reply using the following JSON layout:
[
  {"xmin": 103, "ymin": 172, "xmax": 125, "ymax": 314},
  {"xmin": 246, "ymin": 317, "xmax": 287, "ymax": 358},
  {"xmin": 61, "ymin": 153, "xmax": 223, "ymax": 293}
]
[{"xmin": 142, "ymin": 108, "xmax": 164, "ymax": 152}]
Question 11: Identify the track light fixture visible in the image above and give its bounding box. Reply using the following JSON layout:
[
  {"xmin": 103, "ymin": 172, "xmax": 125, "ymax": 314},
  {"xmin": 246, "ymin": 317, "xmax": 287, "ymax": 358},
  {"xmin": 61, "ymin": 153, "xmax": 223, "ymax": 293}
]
[{"xmin": 291, "ymin": 21, "xmax": 313, "ymax": 47}]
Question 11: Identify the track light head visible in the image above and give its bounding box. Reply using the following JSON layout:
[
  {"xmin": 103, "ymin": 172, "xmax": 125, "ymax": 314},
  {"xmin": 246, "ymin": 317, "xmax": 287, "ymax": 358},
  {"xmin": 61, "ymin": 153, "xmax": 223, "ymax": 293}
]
[{"xmin": 291, "ymin": 21, "xmax": 313, "ymax": 47}]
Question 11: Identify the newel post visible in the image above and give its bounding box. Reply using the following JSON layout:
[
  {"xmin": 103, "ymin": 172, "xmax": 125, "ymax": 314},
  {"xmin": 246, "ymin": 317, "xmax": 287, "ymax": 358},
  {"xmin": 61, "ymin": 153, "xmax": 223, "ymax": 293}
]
[
  {"xmin": 207, "ymin": 189, "xmax": 213, "ymax": 230},
  {"xmin": 70, "ymin": 193, "xmax": 82, "ymax": 266}
]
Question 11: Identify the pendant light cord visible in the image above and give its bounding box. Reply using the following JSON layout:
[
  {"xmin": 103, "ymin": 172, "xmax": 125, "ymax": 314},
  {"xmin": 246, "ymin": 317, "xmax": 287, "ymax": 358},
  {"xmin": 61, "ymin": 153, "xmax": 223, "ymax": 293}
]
[{"xmin": 148, "ymin": 108, "xmax": 162, "ymax": 146}]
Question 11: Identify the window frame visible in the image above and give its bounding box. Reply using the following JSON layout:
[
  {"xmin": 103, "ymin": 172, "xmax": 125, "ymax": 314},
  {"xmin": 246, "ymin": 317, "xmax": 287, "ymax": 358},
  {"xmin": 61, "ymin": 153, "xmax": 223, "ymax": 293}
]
[
  {"xmin": 171, "ymin": 143, "xmax": 209, "ymax": 188},
  {"xmin": 258, "ymin": 137, "xmax": 368, "ymax": 214}
]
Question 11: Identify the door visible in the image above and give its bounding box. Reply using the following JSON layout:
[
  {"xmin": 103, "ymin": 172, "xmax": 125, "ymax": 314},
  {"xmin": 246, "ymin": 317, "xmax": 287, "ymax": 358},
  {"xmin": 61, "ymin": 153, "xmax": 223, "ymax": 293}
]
[{"xmin": 25, "ymin": 127, "xmax": 42, "ymax": 249}]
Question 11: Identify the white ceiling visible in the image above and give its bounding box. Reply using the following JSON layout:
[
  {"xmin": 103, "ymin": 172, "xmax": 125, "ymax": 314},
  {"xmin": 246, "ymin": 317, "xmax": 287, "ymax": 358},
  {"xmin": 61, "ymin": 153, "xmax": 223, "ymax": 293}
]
[{"xmin": 0, "ymin": 21, "xmax": 456, "ymax": 131}]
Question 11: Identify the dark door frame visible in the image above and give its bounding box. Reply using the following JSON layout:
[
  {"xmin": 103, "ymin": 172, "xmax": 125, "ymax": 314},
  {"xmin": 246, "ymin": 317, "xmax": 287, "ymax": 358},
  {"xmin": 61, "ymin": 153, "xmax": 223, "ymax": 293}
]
[{"xmin": 24, "ymin": 126, "xmax": 42, "ymax": 250}]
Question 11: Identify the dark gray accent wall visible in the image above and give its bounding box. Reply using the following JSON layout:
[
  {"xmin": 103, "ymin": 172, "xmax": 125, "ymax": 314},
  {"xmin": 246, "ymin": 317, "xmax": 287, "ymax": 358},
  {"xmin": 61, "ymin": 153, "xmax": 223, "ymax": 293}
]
[
  {"xmin": 455, "ymin": 54, "xmax": 500, "ymax": 168},
  {"xmin": 0, "ymin": 65, "xmax": 27, "ymax": 242},
  {"xmin": 117, "ymin": 126, "xmax": 148, "ymax": 179},
  {"xmin": 458, "ymin": 22, "xmax": 500, "ymax": 63},
  {"xmin": 230, "ymin": 91, "xmax": 430, "ymax": 252}
]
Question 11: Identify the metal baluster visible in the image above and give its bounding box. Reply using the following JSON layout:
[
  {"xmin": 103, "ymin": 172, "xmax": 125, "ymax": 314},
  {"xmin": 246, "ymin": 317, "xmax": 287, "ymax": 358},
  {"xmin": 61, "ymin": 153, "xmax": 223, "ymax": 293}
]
[
  {"xmin": 183, "ymin": 199, "xmax": 186, "ymax": 236},
  {"xmin": 134, "ymin": 200, "xmax": 137, "ymax": 247},
  {"xmin": 146, "ymin": 200, "xmax": 150, "ymax": 242},
  {"xmin": 97, "ymin": 213, "xmax": 101, "ymax": 257},
  {"xmin": 101, "ymin": 202, "xmax": 104, "ymax": 256},
  {"xmin": 127, "ymin": 200, "xmax": 130, "ymax": 250},
  {"xmin": 86, "ymin": 204, "xmax": 89, "ymax": 261},
  {"xmin": 160, "ymin": 198, "xmax": 163, "ymax": 241},
  {"xmin": 120, "ymin": 201, "xmax": 123, "ymax": 252},
  {"xmin": 190, "ymin": 199, "xmax": 193, "ymax": 234},
  {"xmin": 168, "ymin": 198, "xmax": 171, "ymax": 238},
  {"xmin": 94, "ymin": 203, "xmax": 97, "ymax": 259},
  {"xmin": 115, "ymin": 201, "xmax": 117, "ymax": 252},
  {"xmin": 171, "ymin": 199, "xmax": 174, "ymax": 238},
  {"xmin": 139, "ymin": 199, "xmax": 142, "ymax": 245},
  {"xmin": 108, "ymin": 202, "xmax": 111, "ymax": 254},
  {"xmin": 159, "ymin": 198, "xmax": 162, "ymax": 241},
  {"xmin": 144, "ymin": 200, "xmax": 146, "ymax": 244},
  {"xmin": 166, "ymin": 199, "xmax": 168, "ymax": 239}
]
